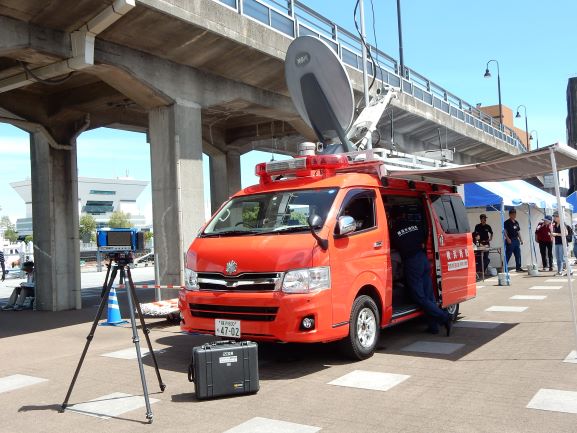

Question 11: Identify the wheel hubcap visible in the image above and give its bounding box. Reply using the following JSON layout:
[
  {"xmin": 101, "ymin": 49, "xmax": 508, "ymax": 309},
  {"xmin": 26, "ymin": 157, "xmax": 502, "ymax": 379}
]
[
  {"xmin": 356, "ymin": 307, "xmax": 376, "ymax": 348},
  {"xmin": 447, "ymin": 304, "xmax": 457, "ymax": 315}
]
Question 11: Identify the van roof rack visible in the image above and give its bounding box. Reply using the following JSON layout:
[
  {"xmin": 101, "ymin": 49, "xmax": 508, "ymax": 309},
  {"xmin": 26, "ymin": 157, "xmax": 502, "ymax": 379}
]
[{"xmin": 335, "ymin": 148, "xmax": 460, "ymax": 183}]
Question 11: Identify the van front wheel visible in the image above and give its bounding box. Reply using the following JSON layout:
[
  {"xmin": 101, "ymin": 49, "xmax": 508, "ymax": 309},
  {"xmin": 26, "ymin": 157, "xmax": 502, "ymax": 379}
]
[{"xmin": 342, "ymin": 295, "xmax": 380, "ymax": 360}]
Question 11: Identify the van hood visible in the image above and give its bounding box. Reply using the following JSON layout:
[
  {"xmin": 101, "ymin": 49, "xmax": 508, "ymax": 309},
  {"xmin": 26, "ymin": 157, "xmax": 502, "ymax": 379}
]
[{"xmin": 187, "ymin": 234, "xmax": 316, "ymax": 274}]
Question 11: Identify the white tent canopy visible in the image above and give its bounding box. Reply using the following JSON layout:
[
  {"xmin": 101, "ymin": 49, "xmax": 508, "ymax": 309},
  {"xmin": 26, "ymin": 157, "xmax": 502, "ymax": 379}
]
[{"xmin": 468, "ymin": 180, "xmax": 572, "ymax": 210}]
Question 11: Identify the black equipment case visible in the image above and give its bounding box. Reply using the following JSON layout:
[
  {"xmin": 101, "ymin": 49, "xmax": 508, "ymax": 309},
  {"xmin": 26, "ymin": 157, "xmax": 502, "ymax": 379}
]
[{"xmin": 188, "ymin": 340, "xmax": 259, "ymax": 399}]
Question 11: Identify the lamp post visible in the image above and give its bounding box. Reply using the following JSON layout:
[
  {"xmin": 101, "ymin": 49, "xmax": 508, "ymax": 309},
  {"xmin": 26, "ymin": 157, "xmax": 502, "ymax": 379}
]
[
  {"xmin": 396, "ymin": 0, "xmax": 404, "ymax": 79},
  {"xmin": 530, "ymin": 129, "xmax": 539, "ymax": 149},
  {"xmin": 516, "ymin": 105, "xmax": 529, "ymax": 150},
  {"xmin": 484, "ymin": 60, "xmax": 502, "ymax": 128}
]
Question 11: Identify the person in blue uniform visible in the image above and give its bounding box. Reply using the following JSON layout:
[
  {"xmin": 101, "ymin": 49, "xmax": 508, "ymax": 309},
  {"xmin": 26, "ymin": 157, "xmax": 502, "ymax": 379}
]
[
  {"xmin": 390, "ymin": 210, "xmax": 452, "ymax": 336},
  {"xmin": 504, "ymin": 209, "xmax": 524, "ymax": 272}
]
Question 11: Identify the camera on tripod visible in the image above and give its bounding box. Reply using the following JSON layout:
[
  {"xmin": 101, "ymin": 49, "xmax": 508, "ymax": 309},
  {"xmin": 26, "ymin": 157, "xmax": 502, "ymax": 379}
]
[{"xmin": 97, "ymin": 228, "xmax": 145, "ymax": 253}]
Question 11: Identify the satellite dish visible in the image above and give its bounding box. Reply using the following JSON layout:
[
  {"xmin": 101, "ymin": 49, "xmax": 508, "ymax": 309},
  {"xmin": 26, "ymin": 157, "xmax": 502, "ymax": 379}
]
[{"xmin": 285, "ymin": 36, "xmax": 355, "ymax": 153}]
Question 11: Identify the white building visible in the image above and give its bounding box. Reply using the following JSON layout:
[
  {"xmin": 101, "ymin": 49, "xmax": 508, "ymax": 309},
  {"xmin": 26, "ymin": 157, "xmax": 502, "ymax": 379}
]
[{"xmin": 11, "ymin": 177, "xmax": 148, "ymax": 235}]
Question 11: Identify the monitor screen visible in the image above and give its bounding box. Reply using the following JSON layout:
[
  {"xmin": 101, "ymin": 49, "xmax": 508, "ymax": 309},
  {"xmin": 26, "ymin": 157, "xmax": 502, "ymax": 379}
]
[{"xmin": 107, "ymin": 231, "xmax": 132, "ymax": 247}]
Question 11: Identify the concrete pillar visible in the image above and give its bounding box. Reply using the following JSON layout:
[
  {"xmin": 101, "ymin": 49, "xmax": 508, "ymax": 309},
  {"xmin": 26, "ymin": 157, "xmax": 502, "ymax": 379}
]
[
  {"xmin": 209, "ymin": 152, "xmax": 228, "ymax": 215},
  {"xmin": 227, "ymin": 150, "xmax": 242, "ymax": 194},
  {"xmin": 30, "ymin": 132, "xmax": 81, "ymax": 311},
  {"xmin": 209, "ymin": 149, "xmax": 241, "ymax": 214},
  {"xmin": 149, "ymin": 102, "xmax": 205, "ymax": 285}
]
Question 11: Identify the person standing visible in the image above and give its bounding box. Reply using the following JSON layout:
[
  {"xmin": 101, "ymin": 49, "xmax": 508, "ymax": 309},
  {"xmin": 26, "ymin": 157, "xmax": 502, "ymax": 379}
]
[
  {"xmin": 535, "ymin": 216, "xmax": 553, "ymax": 271},
  {"xmin": 552, "ymin": 212, "xmax": 571, "ymax": 275},
  {"xmin": 504, "ymin": 208, "xmax": 524, "ymax": 272},
  {"xmin": 473, "ymin": 214, "xmax": 493, "ymax": 273},
  {"xmin": 0, "ymin": 249, "xmax": 5, "ymax": 282},
  {"xmin": 390, "ymin": 212, "xmax": 452, "ymax": 336},
  {"xmin": 573, "ymin": 224, "xmax": 577, "ymax": 265}
]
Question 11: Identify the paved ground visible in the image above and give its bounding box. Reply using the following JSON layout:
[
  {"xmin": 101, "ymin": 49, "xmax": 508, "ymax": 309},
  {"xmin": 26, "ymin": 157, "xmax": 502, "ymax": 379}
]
[{"xmin": 1, "ymin": 270, "xmax": 577, "ymax": 432}]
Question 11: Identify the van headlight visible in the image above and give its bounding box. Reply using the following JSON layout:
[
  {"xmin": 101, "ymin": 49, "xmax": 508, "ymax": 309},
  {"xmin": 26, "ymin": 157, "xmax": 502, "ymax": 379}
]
[
  {"xmin": 282, "ymin": 267, "xmax": 331, "ymax": 294},
  {"xmin": 184, "ymin": 268, "xmax": 199, "ymax": 291}
]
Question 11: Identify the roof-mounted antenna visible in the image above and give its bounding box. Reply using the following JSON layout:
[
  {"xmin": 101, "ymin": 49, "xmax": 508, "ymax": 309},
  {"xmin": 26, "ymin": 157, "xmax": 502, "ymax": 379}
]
[{"xmin": 285, "ymin": 36, "xmax": 355, "ymax": 154}]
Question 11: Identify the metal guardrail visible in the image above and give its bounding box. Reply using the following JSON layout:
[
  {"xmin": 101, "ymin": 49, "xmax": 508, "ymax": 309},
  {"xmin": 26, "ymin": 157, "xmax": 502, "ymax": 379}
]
[{"xmin": 213, "ymin": 0, "xmax": 526, "ymax": 153}]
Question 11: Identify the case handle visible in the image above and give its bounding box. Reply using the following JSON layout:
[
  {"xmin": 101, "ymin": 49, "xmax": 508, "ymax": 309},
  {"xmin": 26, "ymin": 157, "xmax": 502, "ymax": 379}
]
[{"xmin": 187, "ymin": 363, "xmax": 195, "ymax": 382}]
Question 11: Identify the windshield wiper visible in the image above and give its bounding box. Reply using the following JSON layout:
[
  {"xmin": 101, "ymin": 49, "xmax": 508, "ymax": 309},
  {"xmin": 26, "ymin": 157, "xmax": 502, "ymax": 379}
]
[
  {"xmin": 268, "ymin": 226, "xmax": 310, "ymax": 234},
  {"xmin": 200, "ymin": 229, "xmax": 260, "ymax": 237}
]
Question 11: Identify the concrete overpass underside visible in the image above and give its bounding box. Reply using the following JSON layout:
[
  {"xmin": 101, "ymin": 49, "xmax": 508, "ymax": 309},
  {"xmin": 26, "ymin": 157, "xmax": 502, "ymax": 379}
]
[{"xmin": 0, "ymin": 0, "xmax": 518, "ymax": 310}]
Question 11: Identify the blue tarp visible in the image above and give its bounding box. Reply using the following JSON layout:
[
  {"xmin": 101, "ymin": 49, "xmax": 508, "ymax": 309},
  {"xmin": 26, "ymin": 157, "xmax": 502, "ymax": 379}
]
[
  {"xmin": 567, "ymin": 191, "xmax": 577, "ymax": 211},
  {"xmin": 464, "ymin": 183, "xmax": 503, "ymax": 207}
]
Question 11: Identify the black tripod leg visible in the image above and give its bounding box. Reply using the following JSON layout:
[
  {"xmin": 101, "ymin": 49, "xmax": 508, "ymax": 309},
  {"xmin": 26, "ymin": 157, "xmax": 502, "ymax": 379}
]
[
  {"xmin": 121, "ymin": 267, "xmax": 154, "ymax": 423},
  {"xmin": 100, "ymin": 259, "xmax": 113, "ymax": 298},
  {"xmin": 61, "ymin": 266, "xmax": 118, "ymax": 412},
  {"xmin": 126, "ymin": 267, "xmax": 166, "ymax": 392}
]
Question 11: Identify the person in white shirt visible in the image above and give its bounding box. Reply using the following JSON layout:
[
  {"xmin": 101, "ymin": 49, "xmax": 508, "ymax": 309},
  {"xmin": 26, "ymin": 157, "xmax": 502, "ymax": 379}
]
[{"xmin": 1, "ymin": 261, "xmax": 35, "ymax": 311}]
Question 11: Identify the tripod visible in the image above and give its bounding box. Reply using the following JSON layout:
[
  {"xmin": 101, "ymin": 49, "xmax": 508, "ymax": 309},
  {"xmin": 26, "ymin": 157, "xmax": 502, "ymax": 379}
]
[{"xmin": 61, "ymin": 253, "xmax": 166, "ymax": 423}]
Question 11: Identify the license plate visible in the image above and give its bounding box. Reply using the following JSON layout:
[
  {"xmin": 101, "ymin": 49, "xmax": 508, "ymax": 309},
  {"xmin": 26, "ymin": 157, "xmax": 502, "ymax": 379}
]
[{"xmin": 215, "ymin": 319, "xmax": 241, "ymax": 338}]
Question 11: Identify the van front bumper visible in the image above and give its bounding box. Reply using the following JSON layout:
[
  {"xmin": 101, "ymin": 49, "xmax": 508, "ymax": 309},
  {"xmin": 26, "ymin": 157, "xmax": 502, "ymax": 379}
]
[{"xmin": 179, "ymin": 289, "xmax": 347, "ymax": 343}]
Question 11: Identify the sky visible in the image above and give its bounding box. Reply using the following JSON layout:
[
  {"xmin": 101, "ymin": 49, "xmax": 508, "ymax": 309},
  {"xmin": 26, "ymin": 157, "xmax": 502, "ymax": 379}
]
[{"xmin": 1, "ymin": 0, "xmax": 576, "ymax": 225}]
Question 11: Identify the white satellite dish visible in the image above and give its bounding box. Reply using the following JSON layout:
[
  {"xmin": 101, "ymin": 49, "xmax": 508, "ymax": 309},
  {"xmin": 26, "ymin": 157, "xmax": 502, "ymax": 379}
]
[{"xmin": 285, "ymin": 36, "xmax": 355, "ymax": 153}]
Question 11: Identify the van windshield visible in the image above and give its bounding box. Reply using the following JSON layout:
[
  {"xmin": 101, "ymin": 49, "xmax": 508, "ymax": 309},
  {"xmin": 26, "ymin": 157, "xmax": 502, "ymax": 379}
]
[{"xmin": 201, "ymin": 188, "xmax": 339, "ymax": 236}]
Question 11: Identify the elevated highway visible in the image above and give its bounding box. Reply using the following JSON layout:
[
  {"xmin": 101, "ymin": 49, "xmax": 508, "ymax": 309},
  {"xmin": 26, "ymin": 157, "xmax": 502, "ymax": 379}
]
[{"xmin": 0, "ymin": 0, "xmax": 524, "ymax": 310}]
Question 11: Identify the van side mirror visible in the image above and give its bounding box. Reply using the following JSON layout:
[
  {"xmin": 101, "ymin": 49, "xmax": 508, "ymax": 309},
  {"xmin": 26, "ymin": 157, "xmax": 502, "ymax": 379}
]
[
  {"xmin": 336, "ymin": 215, "xmax": 356, "ymax": 237},
  {"xmin": 307, "ymin": 214, "xmax": 328, "ymax": 250}
]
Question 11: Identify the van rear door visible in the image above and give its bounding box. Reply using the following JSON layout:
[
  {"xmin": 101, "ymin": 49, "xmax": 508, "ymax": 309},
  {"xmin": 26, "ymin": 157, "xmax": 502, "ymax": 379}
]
[{"xmin": 428, "ymin": 194, "xmax": 476, "ymax": 307}]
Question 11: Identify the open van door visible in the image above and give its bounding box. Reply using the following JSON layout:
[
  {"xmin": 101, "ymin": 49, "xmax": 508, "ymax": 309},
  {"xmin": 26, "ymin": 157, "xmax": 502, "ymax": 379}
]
[{"xmin": 427, "ymin": 194, "xmax": 476, "ymax": 307}]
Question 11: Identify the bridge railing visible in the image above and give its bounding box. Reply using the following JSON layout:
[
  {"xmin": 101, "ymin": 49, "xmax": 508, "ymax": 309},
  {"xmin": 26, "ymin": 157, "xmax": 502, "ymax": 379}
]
[{"xmin": 213, "ymin": 0, "xmax": 526, "ymax": 153}]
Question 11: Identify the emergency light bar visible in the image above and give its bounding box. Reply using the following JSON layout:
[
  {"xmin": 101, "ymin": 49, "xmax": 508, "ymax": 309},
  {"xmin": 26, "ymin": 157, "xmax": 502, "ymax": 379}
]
[{"xmin": 255, "ymin": 154, "xmax": 350, "ymax": 182}]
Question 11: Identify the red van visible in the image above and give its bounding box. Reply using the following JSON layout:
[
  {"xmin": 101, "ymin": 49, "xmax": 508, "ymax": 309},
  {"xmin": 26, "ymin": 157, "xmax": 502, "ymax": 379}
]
[{"xmin": 179, "ymin": 154, "xmax": 476, "ymax": 359}]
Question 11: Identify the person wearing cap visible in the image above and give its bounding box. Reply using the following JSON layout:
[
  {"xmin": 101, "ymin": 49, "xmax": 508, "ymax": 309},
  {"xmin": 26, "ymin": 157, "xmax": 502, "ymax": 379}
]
[
  {"xmin": 535, "ymin": 215, "xmax": 553, "ymax": 271},
  {"xmin": 473, "ymin": 214, "xmax": 493, "ymax": 274},
  {"xmin": 504, "ymin": 208, "xmax": 524, "ymax": 272}
]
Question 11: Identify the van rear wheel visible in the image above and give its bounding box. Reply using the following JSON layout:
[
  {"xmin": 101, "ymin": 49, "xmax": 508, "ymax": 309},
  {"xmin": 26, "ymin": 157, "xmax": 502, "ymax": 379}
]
[{"xmin": 342, "ymin": 295, "xmax": 380, "ymax": 360}]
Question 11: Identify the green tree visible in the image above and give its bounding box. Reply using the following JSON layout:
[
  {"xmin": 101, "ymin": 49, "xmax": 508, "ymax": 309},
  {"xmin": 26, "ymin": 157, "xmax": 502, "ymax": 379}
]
[
  {"xmin": 289, "ymin": 210, "xmax": 309, "ymax": 225},
  {"xmin": 144, "ymin": 231, "xmax": 153, "ymax": 241},
  {"xmin": 24, "ymin": 235, "xmax": 33, "ymax": 244},
  {"xmin": 79, "ymin": 214, "xmax": 97, "ymax": 242},
  {"xmin": 0, "ymin": 215, "xmax": 14, "ymax": 230},
  {"xmin": 108, "ymin": 211, "xmax": 132, "ymax": 228},
  {"xmin": 242, "ymin": 204, "xmax": 259, "ymax": 226},
  {"xmin": 4, "ymin": 228, "xmax": 18, "ymax": 243}
]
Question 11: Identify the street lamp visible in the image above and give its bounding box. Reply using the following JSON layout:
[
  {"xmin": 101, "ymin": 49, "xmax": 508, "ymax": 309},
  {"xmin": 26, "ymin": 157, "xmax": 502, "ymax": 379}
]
[
  {"xmin": 484, "ymin": 60, "xmax": 503, "ymax": 127},
  {"xmin": 515, "ymin": 105, "xmax": 529, "ymax": 150},
  {"xmin": 396, "ymin": 0, "xmax": 405, "ymax": 78},
  {"xmin": 530, "ymin": 129, "xmax": 539, "ymax": 149}
]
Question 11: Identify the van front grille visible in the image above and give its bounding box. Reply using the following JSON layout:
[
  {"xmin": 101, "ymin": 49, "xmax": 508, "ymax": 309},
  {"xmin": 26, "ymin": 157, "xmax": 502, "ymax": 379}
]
[
  {"xmin": 196, "ymin": 272, "xmax": 282, "ymax": 292},
  {"xmin": 189, "ymin": 303, "xmax": 278, "ymax": 322}
]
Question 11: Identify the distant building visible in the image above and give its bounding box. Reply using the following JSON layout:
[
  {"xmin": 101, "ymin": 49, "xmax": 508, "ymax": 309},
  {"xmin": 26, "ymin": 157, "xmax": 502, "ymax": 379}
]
[
  {"xmin": 567, "ymin": 77, "xmax": 577, "ymax": 193},
  {"xmin": 11, "ymin": 177, "xmax": 148, "ymax": 235}
]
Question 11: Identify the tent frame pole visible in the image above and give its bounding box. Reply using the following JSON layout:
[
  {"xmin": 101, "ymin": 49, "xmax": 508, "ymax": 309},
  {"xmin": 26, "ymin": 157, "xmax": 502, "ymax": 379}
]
[
  {"xmin": 527, "ymin": 204, "xmax": 537, "ymax": 271},
  {"xmin": 500, "ymin": 201, "xmax": 510, "ymax": 284},
  {"xmin": 550, "ymin": 147, "xmax": 577, "ymax": 358}
]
